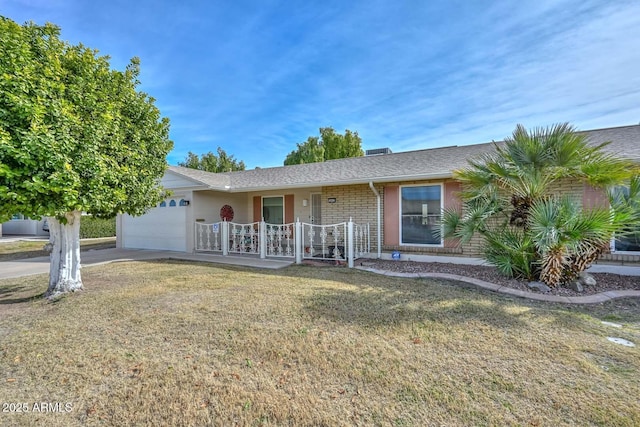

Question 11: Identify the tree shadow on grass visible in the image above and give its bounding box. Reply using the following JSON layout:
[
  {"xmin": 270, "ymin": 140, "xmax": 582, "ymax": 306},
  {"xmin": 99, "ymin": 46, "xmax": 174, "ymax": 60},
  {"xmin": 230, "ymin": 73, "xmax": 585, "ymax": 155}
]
[
  {"xmin": 0, "ymin": 280, "xmax": 47, "ymax": 304},
  {"xmin": 81, "ymin": 259, "xmax": 639, "ymax": 329},
  {"xmin": 301, "ymin": 277, "xmax": 532, "ymax": 329},
  {"xmin": 133, "ymin": 259, "xmax": 538, "ymax": 326},
  {"xmin": 0, "ymin": 291, "xmax": 46, "ymax": 305},
  {"xmin": 0, "ymin": 282, "xmax": 46, "ymax": 304}
]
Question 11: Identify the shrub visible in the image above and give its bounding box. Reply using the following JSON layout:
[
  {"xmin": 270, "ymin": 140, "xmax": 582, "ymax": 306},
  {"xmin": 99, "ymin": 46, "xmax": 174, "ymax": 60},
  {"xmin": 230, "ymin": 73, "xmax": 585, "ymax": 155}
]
[
  {"xmin": 443, "ymin": 123, "xmax": 639, "ymax": 287},
  {"xmin": 80, "ymin": 216, "xmax": 116, "ymax": 239}
]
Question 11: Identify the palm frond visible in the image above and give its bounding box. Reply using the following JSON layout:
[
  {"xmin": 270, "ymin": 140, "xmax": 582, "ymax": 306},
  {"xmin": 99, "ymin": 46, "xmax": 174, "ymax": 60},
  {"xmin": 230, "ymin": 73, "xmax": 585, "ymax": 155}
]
[
  {"xmin": 441, "ymin": 208, "xmax": 462, "ymax": 240},
  {"xmin": 608, "ymin": 176, "xmax": 640, "ymax": 238},
  {"xmin": 581, "ymin": 151, "xmax": 637, "ymax": 187},
  {"xmin": 529, "ymin": 197, "xmax": 615, "ymax": 252},
  {"xmin": 482, "ymin": 228, "xmax": 538, "ymax": 279},
  {"xmin": 448, "ymin": 122, "xmax": 637, "ymax": 288}
]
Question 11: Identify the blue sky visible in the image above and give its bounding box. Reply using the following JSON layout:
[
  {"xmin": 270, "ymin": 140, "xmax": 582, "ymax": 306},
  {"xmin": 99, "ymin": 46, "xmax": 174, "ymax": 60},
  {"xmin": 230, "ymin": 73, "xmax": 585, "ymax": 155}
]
[{"xmin": 3, "ymin": 0, "xmax": 640, "ymax": 169}]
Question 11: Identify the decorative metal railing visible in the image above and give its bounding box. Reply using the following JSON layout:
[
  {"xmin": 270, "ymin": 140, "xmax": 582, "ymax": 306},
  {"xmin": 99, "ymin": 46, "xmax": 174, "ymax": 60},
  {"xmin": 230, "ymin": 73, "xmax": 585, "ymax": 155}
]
[
  {"xmin": 301, "ymin": 222, "xmax": 347, "ymax": 261},
  {"xmin": 229, "ymin": 222, "xmax": 260, "ymax": 254},
  {"xmin": 266, "ymin": 223, "xmax": 295, "ymax": 257},
  {"xmin": 194, "ymin": 218, "xmax": 370, "ymax": 267},
  {"xmin": 354, "ymin": 222, "xmax": 371, "ymax": 258},
  {"xmin": 195, "ymin": 222, "xmax": 223, "ymax": 252}
]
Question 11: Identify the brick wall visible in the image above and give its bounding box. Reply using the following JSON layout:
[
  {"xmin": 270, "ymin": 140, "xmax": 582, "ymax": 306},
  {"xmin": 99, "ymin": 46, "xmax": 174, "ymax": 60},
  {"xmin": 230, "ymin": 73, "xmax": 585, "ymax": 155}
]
[
  {"xmin": 322, "ymin": 184, "xmax": 381, "ymax": 251},
  {"xmin": 597, "ymin": 253, "xmax": 640, "ymax": 264},
  {"xmin": 319, "ymin": 178, "xmax": 640, "ymax": 265},
  {"xmin": 547, "ymin": 179, "xmax": 585, "ymax": 203}
]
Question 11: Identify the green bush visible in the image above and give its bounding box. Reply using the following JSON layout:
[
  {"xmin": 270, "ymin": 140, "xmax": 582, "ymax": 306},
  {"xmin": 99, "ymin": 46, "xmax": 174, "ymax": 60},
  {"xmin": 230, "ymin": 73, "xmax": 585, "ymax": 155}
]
[{"xmin": 80, "ymin": 216, "xmax": 116, "ymax": 239}]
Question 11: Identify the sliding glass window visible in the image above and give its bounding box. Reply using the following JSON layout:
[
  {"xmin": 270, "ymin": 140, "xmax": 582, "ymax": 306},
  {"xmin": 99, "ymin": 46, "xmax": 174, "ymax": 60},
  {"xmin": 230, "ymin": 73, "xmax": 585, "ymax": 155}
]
[{"xmin": 400, "ymin": 185, "xmax": 442, "ymax": 245}]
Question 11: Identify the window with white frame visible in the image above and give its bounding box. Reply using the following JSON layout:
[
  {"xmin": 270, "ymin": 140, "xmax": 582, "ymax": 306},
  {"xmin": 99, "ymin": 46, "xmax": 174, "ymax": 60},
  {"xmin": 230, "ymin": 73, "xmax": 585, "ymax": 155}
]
[
  {"xmin": 400, "ymin": 185, "xmax": 442, "ymax": 245},
  {"xmin": 613, "ymin": 185, "xmax": 640, "ymax": 252}
]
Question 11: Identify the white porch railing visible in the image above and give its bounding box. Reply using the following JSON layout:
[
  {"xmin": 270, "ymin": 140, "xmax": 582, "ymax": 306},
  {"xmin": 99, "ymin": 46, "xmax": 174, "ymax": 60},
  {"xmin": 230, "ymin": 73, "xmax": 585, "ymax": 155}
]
[
  {"xmin": 195, "ymin": 222, "xmax": 223, "ymax": 252},
  {"xmin": 301, "ymin": 222, "xmax": 347, "ymax": 260},
  {"xmin": 266, "ymin": 223, "xmax": 295, "ymax": 257},
  {"xmin": 354, "ymin": 222, "xmax": 371, "ymax": 258},
  {"xmin": 229, "ymin": 222, "xmax": 260, "ymax": 255},
  {"xmin": 194, "ymin": 218, "xmax": 370, "ymax": 268}
]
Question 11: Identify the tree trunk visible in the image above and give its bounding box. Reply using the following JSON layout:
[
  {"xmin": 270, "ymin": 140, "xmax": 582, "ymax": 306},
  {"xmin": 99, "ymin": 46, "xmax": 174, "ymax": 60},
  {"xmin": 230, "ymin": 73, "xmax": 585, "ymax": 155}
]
[{"xmin": 45, "ymin": 211, "xmax": 83, "ymax": 298}]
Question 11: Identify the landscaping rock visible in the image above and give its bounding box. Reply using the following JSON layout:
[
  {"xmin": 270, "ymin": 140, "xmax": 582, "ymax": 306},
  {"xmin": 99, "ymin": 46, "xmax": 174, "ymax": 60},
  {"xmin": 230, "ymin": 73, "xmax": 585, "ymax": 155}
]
[
  {"xmin": 527, "ymin": 281, "xmax": 551, "ymax": 293},
  {"xmin": 568, "ymin": 281, "xmax": 584, "ymax": 293},
  {"xmin": 578, "ymin": 272, "xmax": 597, "ymax": 287},
  {"xmin": 366, "ymin": 259, "xmax": 639, "ymax": 298}
]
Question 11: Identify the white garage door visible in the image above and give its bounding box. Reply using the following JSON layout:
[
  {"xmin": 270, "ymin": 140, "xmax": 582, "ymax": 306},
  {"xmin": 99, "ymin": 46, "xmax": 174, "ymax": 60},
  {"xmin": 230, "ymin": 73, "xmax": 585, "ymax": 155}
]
[{"xmin": 122, "ymin": 202, "xmax": 187, "ymax": 252}]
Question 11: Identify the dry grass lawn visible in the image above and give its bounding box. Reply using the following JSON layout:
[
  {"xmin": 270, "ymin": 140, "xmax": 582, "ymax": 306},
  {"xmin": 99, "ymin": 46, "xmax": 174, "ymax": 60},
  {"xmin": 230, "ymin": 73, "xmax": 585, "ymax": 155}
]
[{"xmin": 0, "ymin": 260, "xmax": 639, "ymax": 426}]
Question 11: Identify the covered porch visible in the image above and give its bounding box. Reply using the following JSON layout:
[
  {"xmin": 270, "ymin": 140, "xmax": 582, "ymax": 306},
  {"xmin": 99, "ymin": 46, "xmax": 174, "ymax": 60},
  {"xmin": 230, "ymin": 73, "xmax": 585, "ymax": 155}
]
[
  {"xmin": 117, "ymin": 168, "xmax": 383, "ymax": 265},
  {"xmin": 194, "ymin": 218, "xmax": 371, "ymax": 268}
]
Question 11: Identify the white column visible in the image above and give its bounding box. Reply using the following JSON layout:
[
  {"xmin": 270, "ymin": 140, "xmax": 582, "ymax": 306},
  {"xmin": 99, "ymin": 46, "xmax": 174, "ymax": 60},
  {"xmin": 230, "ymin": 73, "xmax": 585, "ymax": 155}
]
[
  {"xmin": 347, "ymin": 218, "xmax": 354, "ymax": 268},
  {"xmin": 194, "ymin": 222, "xmax": 199, "ymax": 252},
  {"xmin": 260, "ymin": 220, "xmax": 267, "ymax": 259},
  {"xmin": 222, "ymin": 220, "xmax": 229, "ymax": 256},
  {"xmin": 295, "ymin": 218, "xmax": 302, "ymax": 264}
]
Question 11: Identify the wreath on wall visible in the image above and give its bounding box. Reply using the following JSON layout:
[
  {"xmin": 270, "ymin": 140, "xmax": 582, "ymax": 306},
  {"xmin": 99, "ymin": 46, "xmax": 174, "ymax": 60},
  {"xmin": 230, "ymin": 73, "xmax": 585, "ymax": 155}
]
[{"xmin": 220, "ymin": 204, "xmax": 234, "ymax": 221}]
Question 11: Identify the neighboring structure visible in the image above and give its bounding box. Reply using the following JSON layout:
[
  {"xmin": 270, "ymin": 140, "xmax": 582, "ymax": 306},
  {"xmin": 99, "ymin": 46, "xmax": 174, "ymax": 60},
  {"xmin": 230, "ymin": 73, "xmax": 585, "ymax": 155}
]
[
  {"xmin": 1, "ymin": 214, "xmax": 49, "ymax": 237},
  {"xmin": 117, "ymin": 124, "xmax": 640, "ymax": 263}
]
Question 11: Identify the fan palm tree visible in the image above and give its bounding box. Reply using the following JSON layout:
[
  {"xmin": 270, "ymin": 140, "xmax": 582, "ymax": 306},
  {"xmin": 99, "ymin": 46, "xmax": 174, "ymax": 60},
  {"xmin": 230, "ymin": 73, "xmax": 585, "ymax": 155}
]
[{"xmin": 443, "ymin": 123, "xmax": 639, "ymax": 287}]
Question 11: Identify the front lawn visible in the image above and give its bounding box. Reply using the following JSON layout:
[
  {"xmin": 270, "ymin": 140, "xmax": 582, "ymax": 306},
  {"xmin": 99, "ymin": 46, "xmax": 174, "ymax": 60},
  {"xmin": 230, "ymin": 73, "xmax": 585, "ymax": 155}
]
[{"xmin": 0, "ymin": 261, "xmax": 638, "ymax": 426}]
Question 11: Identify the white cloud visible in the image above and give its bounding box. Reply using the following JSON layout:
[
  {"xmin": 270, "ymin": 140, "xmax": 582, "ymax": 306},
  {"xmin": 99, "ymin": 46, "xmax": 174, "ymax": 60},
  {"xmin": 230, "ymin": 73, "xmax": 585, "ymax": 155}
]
[{"xmin": 3, "ymin": 0, "xmax": 639, "ymax": 168}]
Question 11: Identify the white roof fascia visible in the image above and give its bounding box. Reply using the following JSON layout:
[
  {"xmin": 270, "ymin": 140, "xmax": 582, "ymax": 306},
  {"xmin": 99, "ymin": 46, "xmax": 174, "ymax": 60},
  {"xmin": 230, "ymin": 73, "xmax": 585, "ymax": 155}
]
[
  {"xmin": 162, "ymin": 171, "xmax": 211, "ymax": 187},
  {"xmin": 165, "ymin": 184, "xmax": 208, "ymax": 192}
]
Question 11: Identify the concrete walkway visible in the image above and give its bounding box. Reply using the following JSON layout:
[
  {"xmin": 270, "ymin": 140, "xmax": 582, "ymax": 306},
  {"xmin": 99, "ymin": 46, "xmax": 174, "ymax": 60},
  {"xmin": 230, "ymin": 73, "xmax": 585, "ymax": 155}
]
[
  {"xmin": 0, "ymin": 248, "xmax": 293, "ymax": 280},
  {"xmin": 1, "ymin": 248, "xmax": 638, "ymax": 304}
]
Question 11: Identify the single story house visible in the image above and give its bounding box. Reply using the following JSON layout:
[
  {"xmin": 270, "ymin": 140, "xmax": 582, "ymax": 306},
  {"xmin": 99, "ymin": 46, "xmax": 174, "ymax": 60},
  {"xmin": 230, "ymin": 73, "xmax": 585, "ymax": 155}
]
[{"xmin": 117, "ymin": 124, "xmax": 640, "ymax": 264}]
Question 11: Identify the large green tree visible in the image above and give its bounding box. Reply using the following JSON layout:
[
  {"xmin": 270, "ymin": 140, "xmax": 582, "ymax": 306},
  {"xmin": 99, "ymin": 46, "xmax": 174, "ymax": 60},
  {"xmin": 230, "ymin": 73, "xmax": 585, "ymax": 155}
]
[
  {"xmin": 443, "ymin": 123, "xmax": 639, "ymax": 287},
  {"xmin": 0, "ymin": 18, "xmax": 173, "ymax": 298},
  {"xmin": 284, "ymin": 127, "xmax": 363, "ymax": 165},
  {"xmin": 178, "ymin": 147, "xmax": 245, "ymax": 172}
]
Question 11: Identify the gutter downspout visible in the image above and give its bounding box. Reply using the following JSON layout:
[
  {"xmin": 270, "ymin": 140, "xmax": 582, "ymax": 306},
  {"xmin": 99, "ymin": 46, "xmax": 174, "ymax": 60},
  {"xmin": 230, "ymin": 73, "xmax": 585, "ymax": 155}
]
[{"xmin": 369, "ymin": 181, "xmax": 382, "ymax": 259}]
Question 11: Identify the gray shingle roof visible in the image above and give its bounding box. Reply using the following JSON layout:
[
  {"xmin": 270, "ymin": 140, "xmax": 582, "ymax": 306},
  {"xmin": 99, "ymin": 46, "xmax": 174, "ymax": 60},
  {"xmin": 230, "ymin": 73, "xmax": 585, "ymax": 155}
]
[
  {"xmin": 578, "ymin": 125, "xmax": 640, "ymax": 159},
  {"xmin": 167, "ymin": 165, "xmax": 230, "ymax": 188},
  {"xmin": 168, "ymin": 124, "xmax": 640, "ymax": 192}
]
